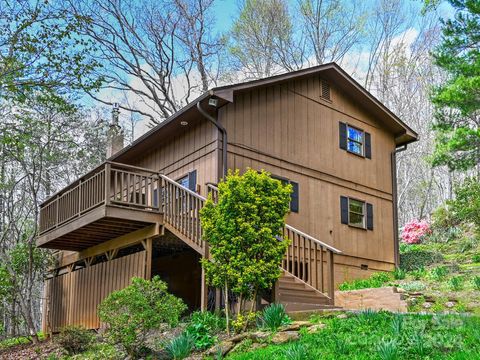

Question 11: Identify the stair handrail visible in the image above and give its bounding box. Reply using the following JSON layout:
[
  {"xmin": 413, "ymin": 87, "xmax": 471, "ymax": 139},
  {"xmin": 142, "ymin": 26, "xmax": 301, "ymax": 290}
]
[
  {"xmin": 160, "ymin": 174, "xmax": 207, "ymax": 201},
  {"xmin": 284, "ymin": 224, "xmax": 342, "ymax": 254}
]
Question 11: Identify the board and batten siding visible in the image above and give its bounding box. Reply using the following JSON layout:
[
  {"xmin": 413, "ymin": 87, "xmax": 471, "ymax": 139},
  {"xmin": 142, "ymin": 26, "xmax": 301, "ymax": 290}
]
[
  {"xmin": 217, "ymin": 76, "xmax": 397, "ymax": 281},
  {"xmin": 130, "ymin": 120, "xmax": 219, "ymax": 197},
  {"xmin": 42, "ymin": 251, "xmax": 146, "ymax": 332}
]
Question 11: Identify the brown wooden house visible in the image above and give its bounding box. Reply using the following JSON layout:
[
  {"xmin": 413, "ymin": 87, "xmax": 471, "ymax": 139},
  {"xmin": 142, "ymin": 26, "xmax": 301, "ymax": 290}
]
[{"xmin": 36, "ymin": 63, "xmax": 417, "ymax": 332}]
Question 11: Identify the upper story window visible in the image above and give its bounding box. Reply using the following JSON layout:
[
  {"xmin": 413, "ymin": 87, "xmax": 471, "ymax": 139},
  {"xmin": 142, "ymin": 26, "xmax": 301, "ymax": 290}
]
[
  {"xmin": 347, "ymin": 126, "xmax": 364, "ymax": 156},
  {"xmin": 339, "ymin": 122, "xmax": 372, "ymax": 159}
]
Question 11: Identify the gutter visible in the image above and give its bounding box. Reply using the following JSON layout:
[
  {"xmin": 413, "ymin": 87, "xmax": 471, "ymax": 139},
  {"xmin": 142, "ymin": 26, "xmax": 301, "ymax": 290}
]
[
  {"xmin": 196, "ymin": 101, "xmax": 228, "ymax": 179},
  {"xmin": 391, "ymin": 144, "xmax": 408, "ymax": 268}
]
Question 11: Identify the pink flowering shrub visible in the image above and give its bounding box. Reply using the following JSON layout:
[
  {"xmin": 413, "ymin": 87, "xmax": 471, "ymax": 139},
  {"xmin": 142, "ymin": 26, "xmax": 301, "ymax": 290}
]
[{"xmin": 401, "ymin": 219, "xmax": 431, "ymax": 244}]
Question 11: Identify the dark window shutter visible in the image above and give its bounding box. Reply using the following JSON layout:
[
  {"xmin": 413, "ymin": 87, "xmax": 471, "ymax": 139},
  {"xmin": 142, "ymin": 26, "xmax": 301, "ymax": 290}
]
[
  {"xmin": 188, "ymin": 170, "xmax": 197, "ymax": 192},
  {"xmin": 153, "ymin": 188, "xmax": 158, "ymax": 208},
  {"xmin": 340, "ymin": 196, "xmax": 349, "ymax": 224},
  {"xmin": 339, "ymin": 122, "xmax": 347, "ymax": 150},
  {"xmin": 290, "ymin": 181, "xmax": 299, "ymax": 213},
  {"xmin": 366, "ymin": 203, "xmax": 373, "ymax": 230},
  {"xmin": 365, "ymin": 132, "xmax": 372, "ymax": 159}
]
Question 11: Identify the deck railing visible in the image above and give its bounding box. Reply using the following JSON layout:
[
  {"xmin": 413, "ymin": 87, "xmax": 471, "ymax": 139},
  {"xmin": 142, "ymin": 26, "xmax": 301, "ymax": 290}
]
[
  {"xmin": 160, "ymin": 175, "xmax": 207, "ymax": 252},
  {"xmin": 39, "ymin": 162, "xmax": 161, "ymax": 235},
  {"xmin": 283, "ymin": 225, "xmax": 341, "ymax": 302}
]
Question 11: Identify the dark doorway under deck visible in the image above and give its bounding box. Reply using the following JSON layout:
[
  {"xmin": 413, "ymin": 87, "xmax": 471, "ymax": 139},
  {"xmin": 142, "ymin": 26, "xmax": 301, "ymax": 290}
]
[{"xmin": 151, "ymin": 231, "xmax": 202, "ymax": 311}]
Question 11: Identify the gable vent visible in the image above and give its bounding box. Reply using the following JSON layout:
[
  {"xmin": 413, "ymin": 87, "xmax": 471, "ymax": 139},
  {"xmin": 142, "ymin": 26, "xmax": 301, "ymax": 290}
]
[{"xmin": 320, "ymin": 79, "xmax": 331, "ymax": 101}]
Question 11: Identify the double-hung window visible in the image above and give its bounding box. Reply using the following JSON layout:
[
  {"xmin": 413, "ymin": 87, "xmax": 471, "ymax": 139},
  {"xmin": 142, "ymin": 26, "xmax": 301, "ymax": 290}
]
[
  {"xmin": 348, "ymin": 198, "xmax": 365, "ymax": 228},
  {"xmin": 340, "ymin": 196, "xmax": 373, "ymax": 230},
  {"xmin": 339, "ymin": 122, "xmax": 372, "ymax": 159},
  {"xmin": 347, "ymin": 125, "xmax": 364, "ymax": 156}
]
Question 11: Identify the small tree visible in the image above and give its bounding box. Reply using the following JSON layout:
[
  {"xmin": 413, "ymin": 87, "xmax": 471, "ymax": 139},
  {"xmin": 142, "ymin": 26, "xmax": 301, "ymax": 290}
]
[
  {"xmin": 98, "ymin": 276, "xmax": 187, "ymax": 358},
  {"xmin": 200, "ymin": 169, "xmax": 292, "ymax": 333}
]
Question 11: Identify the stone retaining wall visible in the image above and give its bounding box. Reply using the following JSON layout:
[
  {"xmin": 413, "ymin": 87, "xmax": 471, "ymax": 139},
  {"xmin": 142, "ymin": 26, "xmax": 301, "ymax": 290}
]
[{"xmin": 335, "ymin": 286, "xmax": 408, "ymax": 312}]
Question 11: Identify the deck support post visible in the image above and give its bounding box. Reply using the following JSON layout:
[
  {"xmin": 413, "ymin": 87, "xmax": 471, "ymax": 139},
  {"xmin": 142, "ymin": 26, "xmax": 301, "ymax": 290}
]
[
  {"xmin": 327, "ymin": 251, "xmax": 335, "ymax": 305},
  {"xmin": 200, "ymin": 246, "xmax": 209, "ymax": 311},
  {"xmin": 144, "ymin": 237, "xmax": 153, "ymax": 280}
]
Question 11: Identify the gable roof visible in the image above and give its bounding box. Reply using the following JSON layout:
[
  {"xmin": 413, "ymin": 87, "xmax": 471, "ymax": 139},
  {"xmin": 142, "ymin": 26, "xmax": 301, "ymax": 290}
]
[{"xmin": 112, "ymin": 62, "xmax": 417, "ymax": 163}]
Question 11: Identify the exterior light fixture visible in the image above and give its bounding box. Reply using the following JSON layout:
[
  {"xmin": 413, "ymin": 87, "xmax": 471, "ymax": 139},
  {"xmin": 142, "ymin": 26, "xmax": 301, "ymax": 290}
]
[
  {"xmin": 180, "ymin": 121, "xmax": 188, "ymax": 126},
  {"xmin": 208, "ymin": 98, "xmax": 218, "ymax": 107}
]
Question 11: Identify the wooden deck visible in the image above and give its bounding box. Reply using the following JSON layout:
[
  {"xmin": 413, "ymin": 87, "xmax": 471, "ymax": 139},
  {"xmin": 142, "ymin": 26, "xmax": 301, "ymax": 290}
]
[{"xmin": 37, "ymin": 162, "xmax": 163, "ymax": 251}]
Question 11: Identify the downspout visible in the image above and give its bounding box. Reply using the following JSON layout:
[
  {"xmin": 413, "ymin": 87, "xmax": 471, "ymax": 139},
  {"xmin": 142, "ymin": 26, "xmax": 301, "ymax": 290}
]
[
  {"xmin": 197, "ymin": 101, "xmax": 228, "ymax": 179},
  {"xmin": 391, "ymin": 144, "xmax": 407, "ymax": 268}
]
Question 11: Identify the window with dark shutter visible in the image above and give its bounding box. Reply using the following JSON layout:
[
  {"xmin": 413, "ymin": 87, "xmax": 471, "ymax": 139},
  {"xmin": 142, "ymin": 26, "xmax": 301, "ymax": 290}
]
[
  {"xmin": 339, "ymin": 122, "xmax": 347, "ymax": 150},
  {"xmin": 365, "ymin": 132, "xmax": 372, "ymax": 159},
  {"xmin": 340, "ymin": 196, "xmax": 349, "ymax": 224},
  {"xmin": 340, "ymin": 196, "xmax": 374, "ymax": 230},
  {"xmin": 271, "ymin": 175, "xmax": 299, "ymax": 213},
  {"xmin": 339, "ymin": 123, "xmax": 372, "ymax": 159},
  {"xmin": 290, "ymin": 181, "xmax": 299, "ymax": 213},
  {"xmin": 366, "ymin": 203, "xmax": 373, "ymax": 230},
  {"xmin": 188, "ymin": 170, "xmax": 197, "ymax": 192}
]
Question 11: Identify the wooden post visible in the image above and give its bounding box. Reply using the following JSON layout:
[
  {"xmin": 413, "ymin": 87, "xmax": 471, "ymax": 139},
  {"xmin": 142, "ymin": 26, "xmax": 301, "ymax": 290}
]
[
  {"xmin": 200, "ymin": 246, "xmax": 209, "ymax": 311},
  {"xmin": 104, "ymin": 163, "xmax": 111, "ymax": 205},
  {"xmin": 145, "ymin": 237, "xmax": 153, "ymax": 280},
  {"xmin": 327, "ymin": 250, "xmax": 335, "ymax": 305},
  {"xmin": 273, "ymin": 274, "xmax": 283, "ymax": 303},
  {"xmin": 215, "ymin": 288, "xmax": 221, "ymax": 313}
]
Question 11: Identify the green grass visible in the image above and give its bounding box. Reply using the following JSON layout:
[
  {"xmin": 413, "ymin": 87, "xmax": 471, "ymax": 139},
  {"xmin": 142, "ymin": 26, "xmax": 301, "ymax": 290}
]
[
  {"xmin": 0, "ymin": 332, "xmax": 46, "ymax": 350},
  {"xmin": 226, "ymin": 312, "xmax": 480, "ymax": 360}
]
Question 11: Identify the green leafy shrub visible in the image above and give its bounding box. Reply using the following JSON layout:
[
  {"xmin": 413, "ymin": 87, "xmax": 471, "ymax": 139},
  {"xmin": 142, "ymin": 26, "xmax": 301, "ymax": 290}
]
[
  {"xmin": 472, "ymin": 254, "xmax": 480, "ymax": 263},
  {"xmin": 185, "ymin": 311, "xmax": 225, "ymax": 350},
  {"xmin": 377, "ymin": 338, "xmax": 399, "ymax": 360},
  {"xmin": 391, "ymin": 315, "xmax": 403, "ymax": 336},
  {"xmin": 449, "ymin": 276, "xmax": 465, "ymax": 291},
  {"xmin": 431, "ymin": 205, "xmax": 460, "ymax": 231},
  {"xmin": 410, "ymin": 267, "xmax": 427, "ymax": 280},
  {"xmin": 393, "ymin": 268, "xmax": 406, "ymax": 280},
  {"xmin": 165, "ymin": 332, "xmax": 195, "ymax": 360},
  {"xmin": 429, "ymin": 265, "xmax": 450, "ymax": 281},
  {"xmin": 259, "ymin": 303, "xmax": 291, "ymax": 331},
  {"xmin": 232, "ymin": 311, "xmax": 258, "ymax": 333},
  {"xmin": 283, "ymin": 343, "xmax": 310, "ymax": 360},
  {"xmin": 400, "ymin": 281, "xmax": 426, "ymax": 292},
  {"xmin": 408, "ymin": 333, "xmax": 429, "ymax": 357},
  {"xmin": 448, "ymin": 178, "xmax": 480, "ymax": 232},
  {"xmin": 473, "ymin": 276, "xmax": 480, "ymax": 290},
  {"xmin": 399, "ymin": 248, "xmax": 444, "ymax": 271},
  {"xmin": 55, "ymin": 326, "xmax": 94, "ymax": 355},
  {"xmin": 98, "ymin": 276, "xmax": 187, "ymax": 358},
  {"xmin": 339, "ymin": 271, "xmax": 392, "ymax": 291}
]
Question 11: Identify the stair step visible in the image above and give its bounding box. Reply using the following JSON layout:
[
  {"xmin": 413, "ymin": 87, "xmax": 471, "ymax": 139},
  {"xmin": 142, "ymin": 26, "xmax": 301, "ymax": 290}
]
[
  {"xmin": 282, "ymin": 302, "xmax": 334, "ymax": 312},
  {"xmin": 278, "ymin": 293, "xmax": 330, "ymax": 305},
  {"xmin": 278, "ymin": 282, "xmax": 312, "ymax": 291}
]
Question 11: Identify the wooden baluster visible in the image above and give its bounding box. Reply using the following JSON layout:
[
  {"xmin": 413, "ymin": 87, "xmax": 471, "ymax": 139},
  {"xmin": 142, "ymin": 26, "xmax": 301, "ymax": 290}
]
[
  {"xmin": 105, "ymin": 163, "xmax": 111, "ymax": 205},
  {"xmin": 302, "ymin": 236, "xmax": 306, "ymax": 282},
  {"xmin": 319, "ymin": 246, "xmax": 324, "ymax": 293},
  {"xmin": 313, "ymin": 242, "xmax": 318, "ymax": 291},
  {"xmin": 307, "ymin": 238, "xmax": 311, "ymax": 286}
]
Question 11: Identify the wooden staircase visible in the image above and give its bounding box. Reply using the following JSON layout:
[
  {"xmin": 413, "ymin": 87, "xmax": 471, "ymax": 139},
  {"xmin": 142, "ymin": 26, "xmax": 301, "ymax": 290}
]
[
  {"xmin": 277, "ymin": 271, "xmax": 336, "ymax": 311},
  {"xmin": 160, "ymin": 179, "xmax": 342, "ymax": 309}
]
